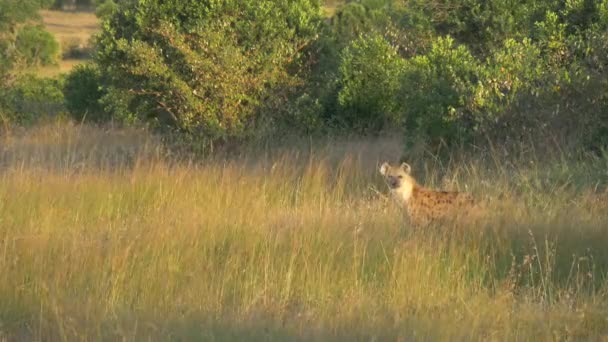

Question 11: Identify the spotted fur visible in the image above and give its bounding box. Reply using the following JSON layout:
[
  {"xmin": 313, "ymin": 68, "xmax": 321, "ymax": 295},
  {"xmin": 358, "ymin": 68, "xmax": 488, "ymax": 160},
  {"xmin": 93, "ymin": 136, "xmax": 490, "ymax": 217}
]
[{"xmin": 380, "ymin": 161, "xmax": 477, "ymax": 226}]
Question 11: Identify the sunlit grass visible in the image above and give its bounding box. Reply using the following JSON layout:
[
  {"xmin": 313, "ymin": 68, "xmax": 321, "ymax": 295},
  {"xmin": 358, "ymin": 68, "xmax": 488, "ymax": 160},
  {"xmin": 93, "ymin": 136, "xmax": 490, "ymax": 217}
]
[{"xmin": 1, "ymin": 122, "xmax": 608, "ymax": 340}]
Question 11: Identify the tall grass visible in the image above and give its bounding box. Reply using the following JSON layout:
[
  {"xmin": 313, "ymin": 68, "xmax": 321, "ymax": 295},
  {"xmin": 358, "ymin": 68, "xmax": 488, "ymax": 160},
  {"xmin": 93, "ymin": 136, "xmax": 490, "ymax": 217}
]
[{"xmin": 1, "ymin": 122, "xmax": 608, "ymax": 340}]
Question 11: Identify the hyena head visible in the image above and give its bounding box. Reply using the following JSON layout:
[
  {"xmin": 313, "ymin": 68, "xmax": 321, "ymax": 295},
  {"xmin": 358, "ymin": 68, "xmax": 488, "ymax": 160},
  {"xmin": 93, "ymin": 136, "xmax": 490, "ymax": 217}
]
[{"xmin": 379, "ymin": 162, "xmax": 417, "ymax": 202}]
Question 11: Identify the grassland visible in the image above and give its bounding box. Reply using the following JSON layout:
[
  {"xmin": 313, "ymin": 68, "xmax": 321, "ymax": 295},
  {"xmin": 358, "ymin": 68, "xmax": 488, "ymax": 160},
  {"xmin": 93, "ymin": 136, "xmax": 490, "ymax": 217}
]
[
  {"xmin": 0, "ymin": 121, "xmax": 608, "ymax": 340},
  {"xmin": 39, "ymin": 10, "xmax": 100, "ymax": 77}
]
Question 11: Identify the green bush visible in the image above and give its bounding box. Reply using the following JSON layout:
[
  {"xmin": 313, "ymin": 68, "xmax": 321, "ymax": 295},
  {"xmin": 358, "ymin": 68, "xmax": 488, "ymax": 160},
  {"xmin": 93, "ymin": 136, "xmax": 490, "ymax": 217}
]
[
  {"xmin": 95, "ymin": 0, "xmax": 118, "ymax": 19},
  {"xmin": 400, "ymin": 36, "xmax": 481, "ymax": 144},
  {"xmin": 94, "ymin": 0, "xmax": 322, "ymax": 148},
  {"xmin": 98, "ymin": 23, "xmax": 262, "ymax": 134},
  {"xmin": 479, "ymin": 38, "xmax": 546, "ymax": 128},
  {"xmin": 48, "ymin": 0, "xmax": 608, "ymax": 153},
  {"xmin": 0, "ymin": 74, "xmax": 65, "ymax": 125},
  {"xmin": 337, "ymin": 34, "xmax": 405, "ymax": 132},
  {"xmin": 275, "ymin": 93, "xmax": 324, "ymax": 135},
  {"xmin": 0, "ymin": 0, "xmax": 59, "ymax": 86},
  {"xmin": 328, "ymin": 1, "xmax": 434, "ymax": 56},
  {"xmin": 15, "ymin": 25, "xmax": 60, "ymax": 66},
  {"xmin": 63, "ymin": 64, "xmax": 106, "ymax": 123},
  {"xmin": 601, "ymin": 0, "xmax": 608, "ymax": 25},
  {"xmin": 330, "ymin": 2, "xmax": 388, "ymax": 48},
  {"xmin": 399, "ymin": 35, "xmax": 550, "ymax": 146}
]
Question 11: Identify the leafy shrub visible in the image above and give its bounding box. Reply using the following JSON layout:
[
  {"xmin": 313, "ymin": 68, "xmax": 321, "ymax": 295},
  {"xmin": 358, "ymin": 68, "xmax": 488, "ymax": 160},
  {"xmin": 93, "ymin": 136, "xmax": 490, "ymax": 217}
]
[
  {"xmin": 95, "ymin": 0, "xmax": 118, "ymax": 19},
  {"xmin": 272, "ymin": 93, "xmax": 324, "ymax": 136},
  {"xmin": 49, "ymin": 0, "xmax": 608, "ymax": 153},
  {"xmin": 400, "ymin": 36, "xmax": 481, "ymax": 144},
  {"xmin": 478, "ymin": 38, "xmax": 546, "ymax": 130},
  {"xmin": 330, "ymin": 2, "xmax": 388, "ymax": 48},
  {"xmin": 328, "ymin": 1, "xmax": 433, "ymax": 57},
  {"xmin": 399, "ymin": 36, "xmax": 550, "ymax": 146},
  {"xmin": 63, "ymin": 64, "xmax": 106, "ymax": 123},
  {"xmin": 0, "ymin": 0, "xmax": 59, "ymax": 87},
  {"xmin": 0, "ymin": 1, "xmax": 49, "ymax": 30},
  {"xmin": 15, "ymin": 25, "xmax": 60, "ymax": 67},
  {"xmin": 0, "ymin": 74, "xmax": 65, "ymax": 125},
  {"xmin": 94, "ymin": 0, "xmax": 322, "ymax": 148},
  {"xmin": 601, "ymin": 0, "xmax": 608, "ymax": 25},
  {"xmin": 98, "ymin": 23, "xmax": 261, "ymax": 135},
  {"xmin": 337, "ymin": 34, "xmax": 405, "ymax": 132}
]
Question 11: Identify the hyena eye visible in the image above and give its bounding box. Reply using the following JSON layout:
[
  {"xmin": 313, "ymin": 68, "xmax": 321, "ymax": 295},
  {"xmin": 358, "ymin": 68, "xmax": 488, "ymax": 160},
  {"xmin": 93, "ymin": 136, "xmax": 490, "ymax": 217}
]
[{"xmin": 397, "ymin": 175, "xmax": 403, "ymax": 179}]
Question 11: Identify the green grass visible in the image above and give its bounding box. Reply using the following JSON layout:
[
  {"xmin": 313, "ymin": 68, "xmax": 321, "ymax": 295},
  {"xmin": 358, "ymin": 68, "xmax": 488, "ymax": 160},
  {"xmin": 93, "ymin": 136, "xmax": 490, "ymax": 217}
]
[{"xmin": 1, "ymin": 122, "xmax": 608, "ymax": 340}]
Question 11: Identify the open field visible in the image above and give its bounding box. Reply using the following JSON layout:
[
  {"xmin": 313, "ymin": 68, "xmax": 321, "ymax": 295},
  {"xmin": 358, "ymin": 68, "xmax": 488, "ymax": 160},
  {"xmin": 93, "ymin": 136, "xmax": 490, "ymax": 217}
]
[
  {"xmin": 39, "ymin": 10, "xmax": 100, "ymax": 76},
  {"xmin": 40, "ymin": 10, "xmax": 99, "ymax": 45},
  {"xmin": 1, "ymin": 122, "xmax": 608, "ymax": 340}
]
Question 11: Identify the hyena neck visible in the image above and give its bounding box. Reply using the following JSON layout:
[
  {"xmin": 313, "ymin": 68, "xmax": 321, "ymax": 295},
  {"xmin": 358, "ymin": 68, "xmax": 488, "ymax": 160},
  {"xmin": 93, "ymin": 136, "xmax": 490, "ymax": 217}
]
[{"xmin": 392, "ymin": 182, "xmax": 416, "ymax": 204}]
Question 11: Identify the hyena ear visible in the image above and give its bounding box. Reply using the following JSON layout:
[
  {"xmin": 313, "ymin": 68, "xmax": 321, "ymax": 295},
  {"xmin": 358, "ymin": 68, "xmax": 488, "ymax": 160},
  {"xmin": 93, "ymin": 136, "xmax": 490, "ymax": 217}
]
[
  {"xmin": 401, "ymin": 163, "xmax": 412, "ymax": 174},
  {"xmin": 379, "ymin": 162, "xmax": 390, "ymax": 176}
]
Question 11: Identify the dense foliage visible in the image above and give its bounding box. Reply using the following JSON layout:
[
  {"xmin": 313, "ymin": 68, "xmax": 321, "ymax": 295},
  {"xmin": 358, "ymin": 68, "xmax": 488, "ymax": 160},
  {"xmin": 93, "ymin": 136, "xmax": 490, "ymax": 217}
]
[
  {"xmin": 322, "ymin": 0, "xmax": 608, "ymax": 148},
  {"xmin": 0, "ymin": 0, "xmax": 58, "ymax": 84},
  {"xmin": 3, "ymin": 0, "xmax": 608, "ymax": 151},
  {"xmin": 0, "ymin": 74, "xmax": 64, "ymax": 125},
  {"xmin": 0, "ymin": 0, "xmax": 60, "ymax": 126},
  {"xmin": 63, "ymin": 63, "xmax": 105, "ymax": 122},
  {"xmin": 87, "ymin": 0, "xmax": 322, "ymax": 149},
  {"xmin": 337, "ymin": 33, "xmax": 405, "ymax": 132}
]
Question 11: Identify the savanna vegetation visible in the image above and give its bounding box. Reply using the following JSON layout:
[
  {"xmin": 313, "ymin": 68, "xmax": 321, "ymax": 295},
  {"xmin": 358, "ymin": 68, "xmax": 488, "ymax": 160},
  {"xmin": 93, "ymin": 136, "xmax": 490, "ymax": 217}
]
[{"xmin": 1, "ymin": 0, "xmax": 608, "ymax": 340}]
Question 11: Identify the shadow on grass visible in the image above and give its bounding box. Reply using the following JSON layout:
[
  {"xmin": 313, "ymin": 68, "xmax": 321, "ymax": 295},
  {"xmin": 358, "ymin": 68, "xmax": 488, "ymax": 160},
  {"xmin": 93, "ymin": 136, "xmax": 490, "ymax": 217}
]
[{"xmin": 1, "ymin": 308, "xmax": 421, "ymax": 341}]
